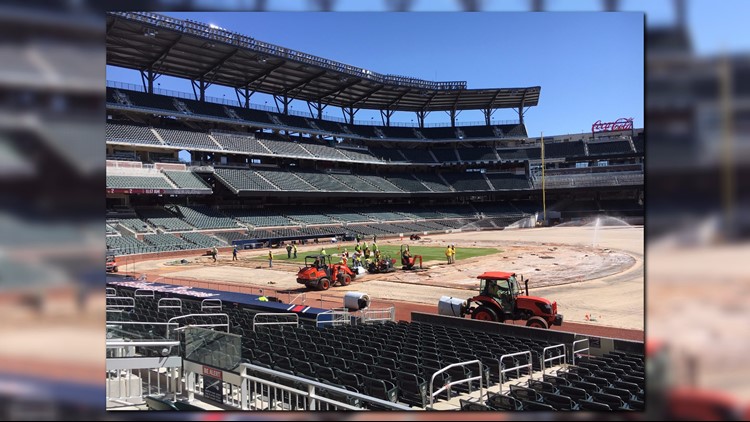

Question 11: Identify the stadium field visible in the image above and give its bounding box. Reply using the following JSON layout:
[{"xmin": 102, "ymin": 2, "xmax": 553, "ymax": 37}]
[{"xmin": 253, "ymin": 244, "xmax": 501, "ymax": 264}]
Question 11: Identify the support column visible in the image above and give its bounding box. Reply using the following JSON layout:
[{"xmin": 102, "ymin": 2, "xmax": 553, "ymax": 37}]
[
  {"xmin": 274, "ymin": 95, "xmax": 292, "ymax": 115},
  {"xmin": 415, "ymin": 111, "xmax": 429, "ymax": 128},
  {"xmin": 343, "ymin": 107, "xmax": 358, "ymax": 125},
  {"xmin": 191, "ymin": 79, "xmax": 210, "ymax": 102},
  {"xmin": 308, "ymin": 102, "xmax": 327, "ymax": 120},
  {"xmin": 518, "ymin": 106, "xmax": 524, "ymax": 126},
  {"xmin": 235, "ymin": 87, "xmax": 253, "ymax": 108},
  {"xmin": 380, "ymin": 109, "xmax": 395, "ymax": 126},
  {"xmin": 140, "ymin": 69, "xmax": 160, "ymax": 94}
]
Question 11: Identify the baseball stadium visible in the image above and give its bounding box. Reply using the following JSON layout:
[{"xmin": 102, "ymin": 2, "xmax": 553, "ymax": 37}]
[{"xmin": 104, "ymin": 12, "xmax": 644, "ymax": 412}]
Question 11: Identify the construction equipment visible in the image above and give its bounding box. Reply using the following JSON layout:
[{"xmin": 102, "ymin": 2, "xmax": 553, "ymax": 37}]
[
  {"xmin": 106, "ymin": 254, "xmax": 119, "ymax": 273},
  {"xmin": 400, "ymin": 244, "xmax": 423, "ymax": 270},
  {"xmin": 367, "ymin": 254, "xmax": 396, "ymax": 274},
  {"xmin": 438, "ymin": 272, "xmax": 562, "ymax": 329},
  {"xmin": 296, "ymin": 254, "xmax": 356, "ymax": 291}
]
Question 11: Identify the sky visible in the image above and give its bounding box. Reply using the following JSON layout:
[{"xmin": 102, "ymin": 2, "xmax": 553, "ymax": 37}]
[{"xmin": 107, "ymin": 12, "xmax": 644, "ymax": 137}]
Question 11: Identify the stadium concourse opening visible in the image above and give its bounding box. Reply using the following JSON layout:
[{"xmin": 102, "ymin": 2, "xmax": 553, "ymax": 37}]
[{"xmin": 105, "ymin": 12, "xmax": 643, "ymax": 411}]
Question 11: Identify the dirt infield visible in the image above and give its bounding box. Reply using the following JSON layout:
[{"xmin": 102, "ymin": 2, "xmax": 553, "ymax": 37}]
[{"xmin": 128, "ymin": 225, "xmax": 644, "ymax": 335}]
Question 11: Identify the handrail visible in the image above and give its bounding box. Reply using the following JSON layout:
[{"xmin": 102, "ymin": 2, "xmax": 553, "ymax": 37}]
[
  {"xmin": 252, "ymin": 313, "xmax": 299, "ymax": 331},
  {"xmin": 361, "ymin": 307, "xmax": 395, "ymax": 324},
  {"xmin": 315, "ymin": 309, "xmax": 351, "ymax": 328},
  {"xmin": 541, "ymin": 344, "xmax": 567, "ymax": 375},
  {"xmin": 158, "ymin": 298, "xmax": 183, "ymax": 310},
  {"xmin": 239, "ymin": 362, "xmax": 411, "ymax": 411},
  {"xmin": 201, "ymin": 298, "xmax": 223, "ymax": 311},
  {"xmin": 167, "ymin": 313, "xmax": 230, "ymax": 335},
  {"xmin": 106, "ymin": 287, "xmax": 117, "ymax": 297},
  {"xmin": 106, "ymin": 296, "xmax": 135, "ymax": 309},
  {"xmin": 134, "ymin": 289, "xmax": 155, "ymax": 298},
  {"xmin": 499, "ymin": 351, "xmax": 533, "ymax": 393},
  {"xmin": 106, "ymin": 340, "xmax": 180, "ymax": 348},
  {"xmin": 572, "ymin": 339, "xmax": 590, "ymax": 366},
  {"xmin": 428, "ymin": 360, "xmax": 484, "ymax": 409}
]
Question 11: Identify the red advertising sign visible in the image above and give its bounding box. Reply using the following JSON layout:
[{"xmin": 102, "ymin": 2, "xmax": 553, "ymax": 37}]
[
  {"xmin": 591, "ymin": 117, "xmax": 634, "ymax": 133},
  {"xmin": 202, "ymin": 366, "xmax": 223, "ymax": 380}
]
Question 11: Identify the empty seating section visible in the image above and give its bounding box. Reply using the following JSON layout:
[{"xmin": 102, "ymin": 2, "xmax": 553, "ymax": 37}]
[
  {"xmin": 155, "ymin": 128, "xmax": 218, "ymax": 150},
  {"xmin": 457, "ymin": 147, "xmax": 498, "ymax": 162},
  {"xmin": 255, "ymin": 169, "xmax": 312, "ymax": 191},
  {"xmin": 486, "ymin": 173, "xmax": 531, "ymax": 190},
  {"xmin": 106, "ymin": 235, "xmax": 154, "ymax": 255},
  {"xmin": 420, "ymin": 126, "xmax": 458, "ymax": 139},
  {"xmin": 163, "ymin": 171, "xmax": 211, "ymax": 190},
  {"xmin": 106, "ymin": 175, "xmax": 173, "ymax": 190},
  {"xmin": 431, "ymin": 148, "xmax": 459, "ymax": 162},
  {"xmin": 295, "ymin": 172, "xmax": 350, "ymax": 192},
  {"xmin": 357, "ymin": 175, "xmax": 403, "ymax": 192},
  {"xmin": 497, "ymin": 147, "xmax": 541, "ymax": 160},
  {"xmin": 114, "ymin": 89, "xmax": 184, "ymax": 112},
  {"xmin": 441, "ymin": 172, "xmax": 490, "ymax": 191},
  {"xmin": 415, "ymin": 174, "xmax": 453, "ymax": 192},
  {"xmin": 180, "ymin": 232, "xmax": 227, "ymax": 248},
  {"xmin": 338, "ymin": 148, "xmax": 381, "ymax": 163},
  {"xmin": 330, "ymin": 174, "xmax": 380, "ymax": 192},
  {"xmin": 380, "ymin": 126, "xmax": 419, "ymax": 139},
  {"xmin": 257, "ymin": 137, "xmax": 312, "ymax": 158},
  {"xmin": 116, "ymin": 218, "xmax": 152, "ymax": 233},
  {"xmin": 543, "ymin": 141, "xmax": 586, "ymax": 159},
  {"xmin": 472, "ymin": 203, "xmax": 525, "ymax": 218},
  {"xmin": 212, "ymin": 134, "xmax": 269, "ymax": 154},
  {"xmin": 143, "ymin": 233, "xmax": 195, "ymax": 250},
  {"xmin": 136, "ymin": 207, "xmax": 194, "ymax": 231},
  {"xmin": 436, "ymin": 205, "xmax": 477, "ymax": 219},
  {"xmin": 371, "ymin": 148, "xmax": 407, "ymax": 162},
  {"xmin": 300, "ymin": 142, "xmax": 348, "ymax": 160},
  {"xmin": 214, "ymin": 168, "xmax": 279, "ymax": 192},
  {"xmin": 106, "ymin": 223, "xmax": 118, "ymax": 235},
  {"xmin": 327, "ymin": 211, "xmax": 372, "ymax": 223},
  {"xmin": 459, "ymin": 125, "xmax": 496, "ymax": 138},
  {"xmin": 588, "ymin": 141, "xmax": 633, "ymax": 156},
  {"xmin": 224, "ymin": 208, "xmax": 300, "ymax": 228},
  {"xmin": 106, "ymin": 123, "xmax": 162, "ymax": 145},
  {"xmin": 385, "ymin": 175, "xmax": 430, "ymax": 192},
  {"xmin": 171, "ymin": 205, "xmax": 239, "ymax": 229},
  {"xmin": 361, "ymin": 211, "xmax": 411, "ymax": 222},
  {"xmin": 285, "ymin": 209, "xmax": 338, "ymax": 225},
  {"xmin": 401, "ymin": 149, "xmax": 436, "ymax": 163}
]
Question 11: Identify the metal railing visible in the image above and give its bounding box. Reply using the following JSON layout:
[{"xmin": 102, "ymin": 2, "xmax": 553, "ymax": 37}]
[
  {"xmin": 499, "ymin": 351, "xmax": 533, "ymax": 393},
  {"xmin": 106, "ymin": 296, "xmax": 135, "ymax": 310},
  {"xmin": 252, "ymin": 313, "xmax": 299, "ymax": 331},
  {"xmin": 540, "ymin": 344, "xmax": 567, "ymax": 375},
  {"xmin": 134, "ymin": 289, "xmax": 155, "ymax": 298},
  {"xmin": 106, "ymin": 340, "xmax": 182, "ymax": 407},
  {"xmin": 106, "ymin": 287, "xmax": 117, "ymax": 297},
  {"xmin": 201, "ymin": 298, "xmax": 223, "ymax": 311},
  {"xmin": 428, "ymin": 360, "xmax": 484, "ymax": 409},
  {"xmin": 571, "ymin": 339, "xmax": 590, "ymax": 366},
  {"xmin": 315, "ymin": 309, "xmax": 351, "ymax": 328},
  {"xmin": 167, "ymin": 313, "xmax": 230, "ymax": 335},
  {"xmin": 157, "ymin": 298, "xmax": 182, "ymax": 311},
  {"xmin": 106, "ymin": 321, "xmax": 179, "ymax": 341},
  {"xmin": 360, "ymin": 307, "xmax": 395, "ymax": 324}
]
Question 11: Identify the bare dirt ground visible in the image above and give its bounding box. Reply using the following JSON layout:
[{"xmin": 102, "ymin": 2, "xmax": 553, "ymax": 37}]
[{"xmin": 130, "ymin": 225, "xmax": 644, "ymax": 332}]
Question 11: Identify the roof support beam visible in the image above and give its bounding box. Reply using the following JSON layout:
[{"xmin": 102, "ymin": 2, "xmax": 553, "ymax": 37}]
[
  {"xmin": 148, "ymin": 35, "xmax": 183, "ymax": 73},
  {"xmin": 235, "ymin": 87, "xmax": 254, "ymax": 108},
  {"xmin": 415, "ymin": 110, "xmax": 429, "ymax": 128},
  {"xmin": 308, "ymin": 101, "xmax": 327, "ymax": 120},
  {"xmin": 283, "ymin": 71, "xmax": 327, "ymax": 97},
  {"xmin": 317, "ymin": 78, "xmax": 362, "ymax": 102},
  {"xmin": 387, "ymin": 89, "xmax": 411, "ymax": 109},
  {"xmin": 349, "ymin": 85, "xmax": 385, "ymax": 107},
  {"xmin": 200, "ymin": 48, "xmax": 239, "ymax": 84},
  {"xmin": 191, "ymin": 78, "xmax": 209, "ymax": 102},
  {"xmin": 240, "ymin": 62, "xmax": 285, "ymax": 89},
  {"xmin": 380, "ymin": 109, "xmax": 395, "ymax": 126},
  {"xmin": 342, "ymin": 107, "xmax": 359, "ymax": 125},
  {"xmin": 140, "ymin": 69, "xmax": 161, "ymax": 94}
]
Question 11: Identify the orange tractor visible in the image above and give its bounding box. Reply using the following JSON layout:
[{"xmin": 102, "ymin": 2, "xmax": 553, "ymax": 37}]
[
  {"xmin": 400, "ymin": 244, "xmax": 423, "ymax": 270},
  {"xmin": 106, "ymin": 254, "xmax": 119, "ymax": 273},
  {"xmin": 296, "ymin": 254, "xmax": 356, "ymax": 291},
  {"xmin": 440, "ymin": 272, "xmax": 562, "ymax": 329}
]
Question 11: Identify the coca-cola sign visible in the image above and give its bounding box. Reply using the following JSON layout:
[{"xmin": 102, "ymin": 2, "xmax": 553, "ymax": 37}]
[{"xmin": 591, "ymin": 117, "xmax": 634, "ymax": 133}]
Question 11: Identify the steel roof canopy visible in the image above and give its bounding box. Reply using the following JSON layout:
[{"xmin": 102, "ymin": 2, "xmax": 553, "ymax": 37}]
[{"xmin": 106, "ymin": 12, "xmax": 540, "ymax": 113}]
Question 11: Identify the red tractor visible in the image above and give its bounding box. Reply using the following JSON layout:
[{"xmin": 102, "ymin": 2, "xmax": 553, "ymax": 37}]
[
  {"xmin": 296, "ymin": 254, "xmax": 356, "ymax": 291},
  {"xmin": 106, "ymin": 254, "xmax": 119, "ymax": 273},
  {"xmin": 442, "ymin": 272, "xmax": 562, "ymax": 329}
]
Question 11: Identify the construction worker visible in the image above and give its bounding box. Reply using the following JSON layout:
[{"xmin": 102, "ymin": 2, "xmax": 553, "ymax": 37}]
[
  {"xmin": 286, "ymin": 244, "xmax": 292, "ymax": 258},
  {"xmin": 259, "ymin": 295, "xmax": 269, "ymax": 302},
  {"xmin": 451, "ymin": 244, "xmax": 457, "ymax": 264},
  {"xmin": 371, "ymin": 241, "xmax": 378, "ymax": 252},
  {"xmin": 354, "ymin": 243, "xmax": 361, "ymax": 253},
  {"xmin": 445, "ymin": 245, "xmax": 452, "ymax": 264},
  {"xmin": 268, "ymin": 250, "xmax": 273, "ymax": 268},
  {"xmin": 321, "ymin": 247, "xmax": 327, "ymax": 256},
  {"xmin": 212, "ymin": 246, "xmax": 218, "ymax": 262},
  {"xmin": 293, "ymin": 243, "xmax": 297, "ymax": 258},
  {"xmin": 232, "ymin": 245, "xmax": 238, "ymax": 261}
]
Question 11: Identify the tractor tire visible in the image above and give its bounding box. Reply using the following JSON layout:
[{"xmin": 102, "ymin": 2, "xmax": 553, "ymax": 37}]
[
  {"xmin": 113, "ymin": 266, "xmax": 118, "ymax": 273},
  {"xmin": 342, "ymin": 275, "xmax": 352, "ymax": 286},
  {"xmin": 472, "ymin": 306, "xmax": 499, "ymax": 322},
  {"xmin": 526, "ymin": 316, "xmax": 549, "ymax": 329},
  {"xmin": 318, "ymin": 278, "xmax": 331, "ymax": 291}
]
